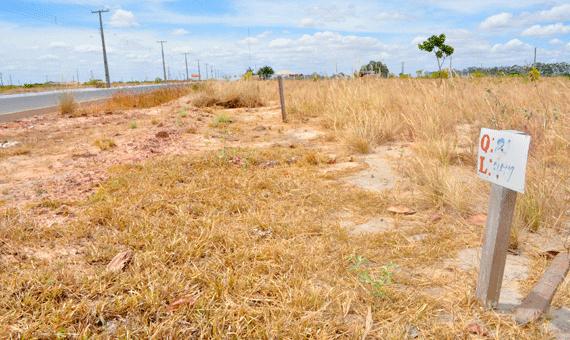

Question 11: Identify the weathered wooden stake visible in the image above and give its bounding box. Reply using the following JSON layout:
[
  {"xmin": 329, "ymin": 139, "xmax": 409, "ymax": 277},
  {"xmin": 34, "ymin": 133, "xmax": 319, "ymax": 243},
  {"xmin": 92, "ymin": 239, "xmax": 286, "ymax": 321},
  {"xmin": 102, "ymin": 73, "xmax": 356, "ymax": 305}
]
[
  {"xmin": 475, "ymin": 183, "xmax": 518, "ymax": 307},
  {"xmin": 278, "ymin": 76, "xmax": 286, "ymax": 122}
]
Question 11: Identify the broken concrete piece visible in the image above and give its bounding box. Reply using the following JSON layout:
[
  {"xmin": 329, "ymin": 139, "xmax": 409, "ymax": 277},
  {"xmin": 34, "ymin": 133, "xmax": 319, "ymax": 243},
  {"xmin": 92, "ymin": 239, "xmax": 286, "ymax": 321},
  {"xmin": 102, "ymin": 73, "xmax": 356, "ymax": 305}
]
[{"xmin": 515, "ymin": 253, "xmax": 570, "ymax": 325}]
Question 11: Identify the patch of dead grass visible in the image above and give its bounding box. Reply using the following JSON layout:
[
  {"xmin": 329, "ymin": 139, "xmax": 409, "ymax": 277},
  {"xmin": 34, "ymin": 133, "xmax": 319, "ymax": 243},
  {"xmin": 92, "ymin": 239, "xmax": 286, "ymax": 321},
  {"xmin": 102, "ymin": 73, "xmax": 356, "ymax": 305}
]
[{"xmin": 0, "ymin": 76, "xmax": 568, "ymax": 338}]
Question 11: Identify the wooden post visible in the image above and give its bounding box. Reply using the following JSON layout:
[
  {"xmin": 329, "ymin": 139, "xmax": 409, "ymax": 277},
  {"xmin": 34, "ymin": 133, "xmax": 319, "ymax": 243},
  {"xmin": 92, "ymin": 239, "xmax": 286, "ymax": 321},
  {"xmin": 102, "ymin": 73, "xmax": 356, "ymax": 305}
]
[
  {"xmin": 278, "ymin": 76, "xmax": 286, "ymax": 122},
  {"xmin": 475, "ymin": 183, "xmax": 518, "ymax": 307}
]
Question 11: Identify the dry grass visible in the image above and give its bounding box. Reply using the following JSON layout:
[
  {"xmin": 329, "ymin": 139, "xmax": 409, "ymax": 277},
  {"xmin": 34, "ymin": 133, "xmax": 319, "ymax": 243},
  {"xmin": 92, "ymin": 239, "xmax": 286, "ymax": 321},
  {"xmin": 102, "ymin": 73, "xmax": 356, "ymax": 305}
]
[
  {"xmin": 193, "ymin": 81, "xmax": 265, "ymax": 108},
  {"xmin": 0, "ymin": 145, "xmax": 30, "ymax": 158},
  {"xmin": 93, "ymin": 138, "xmax": 117, "ymax": 151},
  {"xmin": 1, "ymin": 77, "xmax": 569, "ymax": 338},
  {"xmin": 57, "ymin": 92, "xmax": 78, "ymax": 115},
  {"xmin": 84, "ymin": 85, "xmax": 191, "ymax": 115}
]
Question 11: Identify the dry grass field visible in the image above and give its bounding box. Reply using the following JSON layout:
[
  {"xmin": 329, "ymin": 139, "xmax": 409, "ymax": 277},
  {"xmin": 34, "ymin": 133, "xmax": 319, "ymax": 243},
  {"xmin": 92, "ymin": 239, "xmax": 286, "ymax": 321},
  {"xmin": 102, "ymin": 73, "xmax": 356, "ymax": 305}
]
[{"xmin": 0, "ymin": 77, "xmax": 569, "ymax": 339}]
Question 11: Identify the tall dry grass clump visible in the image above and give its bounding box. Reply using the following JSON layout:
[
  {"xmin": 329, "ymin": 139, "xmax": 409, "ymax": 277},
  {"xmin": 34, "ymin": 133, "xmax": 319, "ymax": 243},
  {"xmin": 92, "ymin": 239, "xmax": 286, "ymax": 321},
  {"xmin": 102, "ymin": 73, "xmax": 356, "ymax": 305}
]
[
  {"xmin": 193, "ymin": 81, "xmax": 265, "ymax": 108},
  {"xmin": 57, "ymin": 91, "xmax": 78, "ymax": 115},
  {"xmin": 81, "ymin": 85, "xmax": 190, "ymax": 115},
  {"xmin": 107, "ymin": 86, "xmax": 189, "ymax": 110}
]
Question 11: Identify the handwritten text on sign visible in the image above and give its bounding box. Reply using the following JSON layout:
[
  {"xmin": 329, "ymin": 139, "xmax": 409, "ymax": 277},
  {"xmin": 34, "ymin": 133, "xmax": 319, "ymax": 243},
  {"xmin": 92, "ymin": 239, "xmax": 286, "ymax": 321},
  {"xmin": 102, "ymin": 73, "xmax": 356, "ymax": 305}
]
[{"xmin": 477, "ymin": 129, "xmax": 531, "ymax": 193}]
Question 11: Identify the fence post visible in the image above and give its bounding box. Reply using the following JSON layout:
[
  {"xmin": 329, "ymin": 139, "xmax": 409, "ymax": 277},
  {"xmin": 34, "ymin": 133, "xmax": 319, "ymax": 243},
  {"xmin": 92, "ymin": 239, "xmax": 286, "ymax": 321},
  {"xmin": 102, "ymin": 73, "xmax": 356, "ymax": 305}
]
[{"xmin": 278, "ymin": 76, "xmax": 286, "ymax": 122}]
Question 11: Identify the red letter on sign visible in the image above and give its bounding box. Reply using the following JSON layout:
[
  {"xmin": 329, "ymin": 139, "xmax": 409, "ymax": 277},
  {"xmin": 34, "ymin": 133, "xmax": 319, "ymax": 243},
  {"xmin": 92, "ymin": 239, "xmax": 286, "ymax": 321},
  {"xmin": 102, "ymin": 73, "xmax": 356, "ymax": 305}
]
[
  {"xmin": 479, "ymin": 156, "xmax": 488, "ymax": 174},
  {"xmin": 480, "ymin": 134, "xmax": 490, "ymax": 153}
]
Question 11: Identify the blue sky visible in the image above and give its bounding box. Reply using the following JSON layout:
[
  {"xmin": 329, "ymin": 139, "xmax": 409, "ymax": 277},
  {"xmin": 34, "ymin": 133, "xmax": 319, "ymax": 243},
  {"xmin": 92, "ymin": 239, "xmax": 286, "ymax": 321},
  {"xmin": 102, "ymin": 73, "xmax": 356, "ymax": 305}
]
[{"xmin": 0, "ymin": 0, "xmax": 569, "ymax": 84}]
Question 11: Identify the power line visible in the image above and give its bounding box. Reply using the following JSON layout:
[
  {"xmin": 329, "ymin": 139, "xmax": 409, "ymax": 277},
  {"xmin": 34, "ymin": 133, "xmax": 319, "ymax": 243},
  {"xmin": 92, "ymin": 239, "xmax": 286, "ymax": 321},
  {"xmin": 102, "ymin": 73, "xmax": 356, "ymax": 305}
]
[{"xmin": 7, "ymin": 0, "xmax": 95, "ymax": 30}]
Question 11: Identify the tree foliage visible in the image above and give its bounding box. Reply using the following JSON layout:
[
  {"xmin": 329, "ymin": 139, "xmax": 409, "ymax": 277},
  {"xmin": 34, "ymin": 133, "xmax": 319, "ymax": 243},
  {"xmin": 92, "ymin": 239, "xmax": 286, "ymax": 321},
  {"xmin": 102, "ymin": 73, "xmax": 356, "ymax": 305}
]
[
  {"xmin": 458, "ymin": 62, "xmax": 570, "ymax": 77},
  {"xmin": 360, "ymin": 61, "xmax": 389, "ymax": 77},
  {"xmin": 257, "ymin": 65, "xmax": 275, "ymax": 80},
  {"xmin": 418, "ymin": 34, "xmax": 454, "ymax": 81}
]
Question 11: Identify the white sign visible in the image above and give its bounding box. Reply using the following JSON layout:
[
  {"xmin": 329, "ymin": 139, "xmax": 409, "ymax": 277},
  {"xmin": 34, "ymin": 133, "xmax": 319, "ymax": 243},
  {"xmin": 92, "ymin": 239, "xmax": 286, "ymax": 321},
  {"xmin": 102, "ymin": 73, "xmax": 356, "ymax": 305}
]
[{"xmin": 477, "ymin": 129, "xmax": 531, "ymax": 193}]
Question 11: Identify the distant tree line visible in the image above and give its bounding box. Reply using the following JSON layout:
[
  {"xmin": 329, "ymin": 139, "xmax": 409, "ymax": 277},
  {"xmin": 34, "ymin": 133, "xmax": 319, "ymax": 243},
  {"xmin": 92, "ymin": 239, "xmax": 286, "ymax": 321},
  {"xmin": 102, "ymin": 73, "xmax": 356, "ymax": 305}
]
[{"xmin": 456, "ymin": 62, "xmax": 570, "ymax": 77}]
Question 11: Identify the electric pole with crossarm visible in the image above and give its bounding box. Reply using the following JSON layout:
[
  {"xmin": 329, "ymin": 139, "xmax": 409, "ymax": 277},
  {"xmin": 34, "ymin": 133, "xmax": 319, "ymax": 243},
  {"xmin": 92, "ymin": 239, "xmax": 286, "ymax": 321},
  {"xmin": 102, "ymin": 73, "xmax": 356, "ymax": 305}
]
[
  {"xmin": 182, "ymin": 53, "xmax": 191, "ymax": 80},
  {"xmin": 157, "ymin": 40, "xmax": 167, "ymax": 82},
  {"xmin": 92, "ymin": 9, "xmax": 111, "ymax": 88}
]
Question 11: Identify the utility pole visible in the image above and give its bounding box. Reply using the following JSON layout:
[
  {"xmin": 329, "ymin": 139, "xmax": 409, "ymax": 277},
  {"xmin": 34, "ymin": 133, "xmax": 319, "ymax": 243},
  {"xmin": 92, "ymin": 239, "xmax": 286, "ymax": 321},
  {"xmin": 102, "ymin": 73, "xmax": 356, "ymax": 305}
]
[
  {"xmin": 76, "ymin": 69, "xmax": 79, "ymax": 84},
  {"xmin": 204, "ymin": 63, "xmax": 209, "ymax": 79},
  {"xmin": 9, "ymin": 75, "xmax": 12, "ymax": 88},
  {"xmin": 210, "ymin": 66, "xmax": 213, "ymax": 79},
  {"xmin": 157, "ymin": 40, "xmax": 167, "ymax": 82},
  {"xmin": 0, "ymin": 73, "xmax": 3, "ymax": 87},
  {"xmin": 402, "ymin": 61, "xmax": 404, "ymax": 75},
  {"xmin": 534, "ymin": 47, "xmax": 537, "ymax": 67},
  {"xmin": 92, "ymin": 9, "xmax": 111, "ymax": 88},
  {"xmin": 182, "ymin": 53, "xmax": 190, "ymax": 80},
  {"xmin": 196, "ymin": 59, "xmax": 201, "ymax": 80},
  {"xmin": 335, "ymin": 63, "xmax": 337, "ymax": 75}
]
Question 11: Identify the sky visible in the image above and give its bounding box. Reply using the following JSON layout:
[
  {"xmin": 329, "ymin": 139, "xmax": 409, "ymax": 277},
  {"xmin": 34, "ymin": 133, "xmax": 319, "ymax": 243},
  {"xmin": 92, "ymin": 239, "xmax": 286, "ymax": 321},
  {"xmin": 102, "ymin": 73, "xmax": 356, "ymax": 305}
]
[{"xmin": 0, "ymin": 0, "xmax": 569, "ymax": 84}]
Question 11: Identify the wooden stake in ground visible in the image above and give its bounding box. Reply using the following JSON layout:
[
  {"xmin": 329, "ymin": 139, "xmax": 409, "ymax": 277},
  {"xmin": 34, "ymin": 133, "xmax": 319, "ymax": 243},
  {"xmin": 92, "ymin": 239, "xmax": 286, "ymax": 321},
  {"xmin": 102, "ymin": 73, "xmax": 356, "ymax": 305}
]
[
  {"xmin": 475, "ymin": 184, "xmax": 517, "ymax": 307},
  {"xmin": 278, "ymin": 76, "xmax": 286, "ymax": 122}
]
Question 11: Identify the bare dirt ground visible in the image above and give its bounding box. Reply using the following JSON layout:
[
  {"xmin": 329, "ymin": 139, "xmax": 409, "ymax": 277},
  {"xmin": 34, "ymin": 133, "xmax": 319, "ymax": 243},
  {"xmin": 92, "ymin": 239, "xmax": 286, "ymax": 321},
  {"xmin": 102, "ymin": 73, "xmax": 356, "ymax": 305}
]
[
  {"xmin": 0, "ymin": 98, "xmax": 306, "ymax": 210},
  {"xmin": 1, "ymin": 93, "xmax": 569, "ymax": 338}
]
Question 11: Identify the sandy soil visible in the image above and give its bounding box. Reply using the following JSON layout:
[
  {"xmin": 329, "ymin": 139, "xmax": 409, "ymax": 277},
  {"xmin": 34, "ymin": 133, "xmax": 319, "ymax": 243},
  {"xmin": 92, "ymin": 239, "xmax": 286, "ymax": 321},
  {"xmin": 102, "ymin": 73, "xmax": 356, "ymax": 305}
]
[{"xmin": 0, "ymin": 96, "xmax": 348, "ymax": 213}]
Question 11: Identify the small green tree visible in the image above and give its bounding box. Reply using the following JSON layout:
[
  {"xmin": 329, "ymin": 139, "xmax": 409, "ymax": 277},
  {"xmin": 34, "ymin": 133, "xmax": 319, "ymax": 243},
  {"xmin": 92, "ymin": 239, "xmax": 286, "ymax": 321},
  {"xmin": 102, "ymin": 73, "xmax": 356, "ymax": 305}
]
[
  {"xmin": 418, "ymin": 34, "xmax": 454, "ymax": 82},
  {"xmin": 257, "ymin": 65, "xmax": 275, "ymax": 80}
]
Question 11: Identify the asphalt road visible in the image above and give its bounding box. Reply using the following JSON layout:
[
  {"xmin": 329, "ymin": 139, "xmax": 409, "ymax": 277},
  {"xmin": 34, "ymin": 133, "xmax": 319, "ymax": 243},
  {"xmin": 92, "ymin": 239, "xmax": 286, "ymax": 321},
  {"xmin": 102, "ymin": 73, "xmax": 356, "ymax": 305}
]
[{"xmin": 0, "ymin": 83, "xmax": 190, "ymax": 116}]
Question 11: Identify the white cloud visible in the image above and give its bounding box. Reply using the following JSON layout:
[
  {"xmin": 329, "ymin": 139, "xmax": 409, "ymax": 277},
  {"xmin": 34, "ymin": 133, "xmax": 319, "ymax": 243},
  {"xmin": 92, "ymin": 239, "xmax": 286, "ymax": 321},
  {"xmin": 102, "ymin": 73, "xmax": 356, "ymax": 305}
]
[
  {"xmin": 411, "ymin": 36, "xmax": 426, "ymax": 46},
  {"xmin": 108, "ymin": 9, "xmax": 139, "ymax": 28},
  {"xmin": 298, "ymin": 18, "xmax": 315, "ymax": 28},
  {"xmin": 171, "ymin": 28, "xmax": 189, "ymax": 35},
  {"xmin": 49, "ymin": 42, "xmax": 69, "ymax": 50},
  {"xmin": 171, "ymin": 46, "xmax": 193, "ymax": 53},
  {"xmin": 520, "ymin": 23, "xmax": 570, "ymax": 37},
  {"xmin": 268, "ymin": 31, "xmax": 401, "ymax": 65},
  {"xmin": 478, "ymin": 13, "xmax": 513, "ymax": 31},
  {"xmin": 74, "ymin": 44, "xmax": 100, "ymax": 54},
  {"xmin": 533, "ymin": 4, "xmax": 570, "ymax": 23},
  {"xmin": 237, "ymin": 37, "xmax": 259, "ymax": 45},
  {"xmin": 549, "ymin": 38, "xmax": 565, "ymax": 45},
  {"xmin": 491, "ymin": 39, "xmax": 534, "ymax": 53},
  {"xmin": 373, "ymin": 12, "xmax": 407, "ymax": 21},
  {"xmin": 257, "ymin": 30, "xmax": 272, "ymax": 38},
  {"xmin": 479, "ymin": 4, "xmax": 570, "ymax": 32},
  {"xmin": 269, "ymin": 38, "xmax": 292, "ymax": 47},
  {"xmin": 282, "ymin": 30, "xmax": 291, "ymax": 34},
  {"xmin": 126, "ymin": 54, "xmax": 151, "ymax": 63},
  {"xmin": 38, "ymin": 54, "xmax": 60, "ymax": 61},
  {"xmin": 25, "ymin": 46, "xmax": 40, "ymax": 51},
  {"xmin": 308, "ymin": 4, "xmax": 357, "ymax": 23}
]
